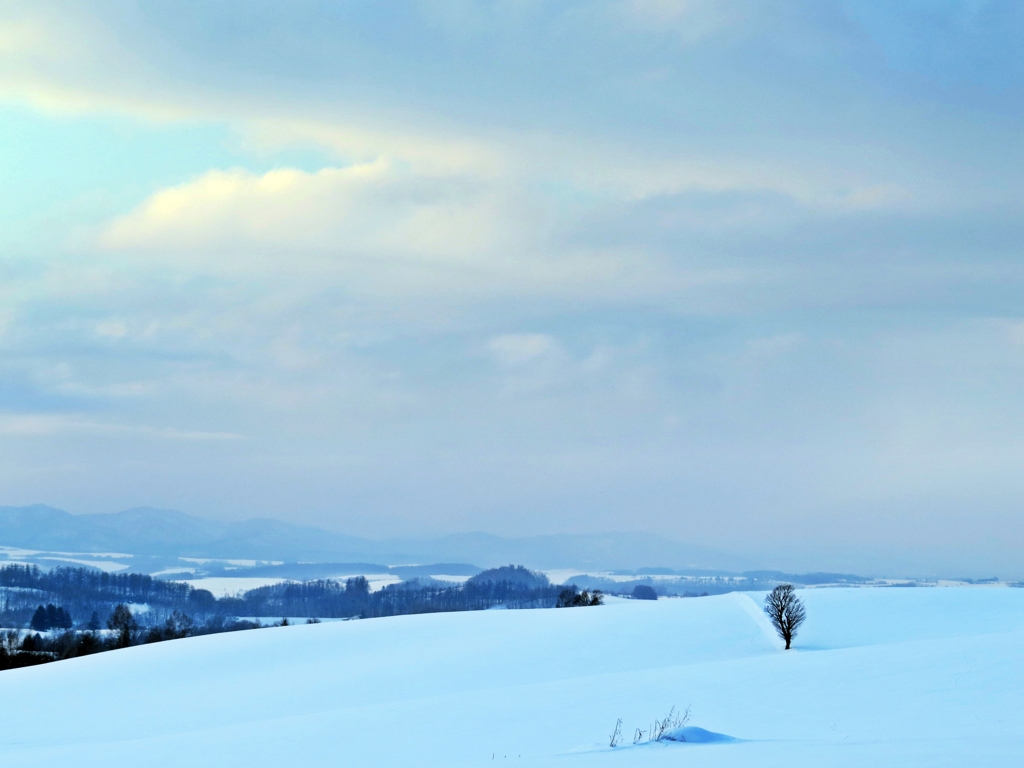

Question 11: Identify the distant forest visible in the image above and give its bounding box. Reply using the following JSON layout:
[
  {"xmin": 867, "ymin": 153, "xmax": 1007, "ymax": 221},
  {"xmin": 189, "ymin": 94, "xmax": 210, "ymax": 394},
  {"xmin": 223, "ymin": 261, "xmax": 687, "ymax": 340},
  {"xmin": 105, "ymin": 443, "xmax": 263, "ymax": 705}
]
[
  {"xmin": 0, "ymin": 563, "xmax": 577, "ymax": 670},
  {"xmin": 0, "ymin": 564, "xmax": 195, "ymax": 626},
  {"xmin": 0, "ymin": 563, "xmax": 565, "ymax": 627}
]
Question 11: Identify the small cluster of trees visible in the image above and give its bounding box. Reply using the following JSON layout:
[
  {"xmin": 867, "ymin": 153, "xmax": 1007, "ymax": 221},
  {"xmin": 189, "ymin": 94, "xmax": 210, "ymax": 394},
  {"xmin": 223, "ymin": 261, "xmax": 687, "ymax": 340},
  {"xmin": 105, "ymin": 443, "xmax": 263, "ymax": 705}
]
[
  {"xmin": 556, "ymin": 586, "xmax": 603, "ymax": 607},
  {"xmin": 631, "ymin": 585, "xmax": 657, "ymax": 600},
  {"xmin": 1, "ymin": 626, "xmax": 105, "ymax": 670},
  {"xmin": 30, "ymin": 604, "xmax": 73, "ymax": 631},
  {"xmin": 240, "ymin": 577, "xmax": 371, "ymax": 618}
]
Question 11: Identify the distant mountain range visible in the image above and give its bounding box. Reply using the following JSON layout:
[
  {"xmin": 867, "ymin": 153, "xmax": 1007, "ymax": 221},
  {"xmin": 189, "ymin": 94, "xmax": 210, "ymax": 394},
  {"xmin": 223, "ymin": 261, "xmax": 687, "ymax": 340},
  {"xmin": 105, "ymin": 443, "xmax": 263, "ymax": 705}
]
[{"xmin": 0, "ymin": 504, "xmax": 754, "ymax": 572}]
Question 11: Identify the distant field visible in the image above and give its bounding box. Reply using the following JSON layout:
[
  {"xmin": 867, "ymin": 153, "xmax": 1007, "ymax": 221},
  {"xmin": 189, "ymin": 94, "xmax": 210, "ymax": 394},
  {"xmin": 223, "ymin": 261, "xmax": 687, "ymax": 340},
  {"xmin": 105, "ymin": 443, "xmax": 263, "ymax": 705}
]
[
  {"xmin": 177, "ymin": 573, "xmax": 402, "ymax": 597},
  {"xmin": 2, "ymin": 587, "xmax": 1023, "ymax": 767}
]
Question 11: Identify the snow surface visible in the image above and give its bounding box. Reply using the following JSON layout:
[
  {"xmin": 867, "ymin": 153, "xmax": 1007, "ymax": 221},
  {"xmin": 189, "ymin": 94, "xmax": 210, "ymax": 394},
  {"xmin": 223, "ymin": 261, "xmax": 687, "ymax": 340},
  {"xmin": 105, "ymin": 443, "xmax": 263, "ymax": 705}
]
[
  {"xmin": 426, "ymin": 573, "xmax": 472, "ymax": 584},
  {"xmin": 2, "ymin": 587, "xmax": 1024, "ymax": 767},
  {"xmin": 179, "ymin": 573, "xmax": 401, "ymax": 597},
  {"xmin": 180, "ymin": 577, "xmax": 294, "ymax": 597},
  {"xmin": 0, "ymin": 544, "xmax": 132, "ymax": 572}
]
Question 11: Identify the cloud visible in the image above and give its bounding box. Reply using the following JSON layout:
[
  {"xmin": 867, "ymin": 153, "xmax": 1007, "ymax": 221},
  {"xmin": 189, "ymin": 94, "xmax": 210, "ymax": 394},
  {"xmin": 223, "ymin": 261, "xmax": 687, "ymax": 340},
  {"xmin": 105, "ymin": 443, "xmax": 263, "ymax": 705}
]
[
  {"xmin": 0, "ymin": 3, "xmax": 932, "ymax": 220},
  {"xmin": 97, "ymin": 161, "xmax": 526, "ymax": 297},
  {"xmin": 101, "ymin": 161, "xmax": 499, "ymax": 260},
  {"xmin": 96, "ymin": 160, "xmax": 742, "ymax": 307},
  {"xmin": 94, "ymin": 319, "xmax": 128, "ymax": 339},
  {"xmin": 0, "ymin": 413, "xmax": 242, "ymax": 440},
  {"xmin": 621, "ymin": 0, "xmax": 747, "ymax": 41},
  {"xmin": 0, "ymin": 19, "xmax": 48, "ymax": 55},
  {"xmin": 486, "ymin": 334, "xmax": 561, "ymax": 367},
  {"xmin": 243, "ymin": 117, "xmax": 504, "ymax": 178}
]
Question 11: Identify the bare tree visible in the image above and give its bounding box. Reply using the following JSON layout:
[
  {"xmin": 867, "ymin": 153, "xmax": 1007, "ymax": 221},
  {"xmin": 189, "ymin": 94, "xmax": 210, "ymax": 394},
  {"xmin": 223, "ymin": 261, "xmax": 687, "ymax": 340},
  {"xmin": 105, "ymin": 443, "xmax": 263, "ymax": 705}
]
[
  {"xmin": 107, "ymin": 604, "xmax": 138, "ymax": 648},
  {"xmin": 763, "ymin": 584, "xmax": 806, "ymax": 649},
  {"xmin": 1, "ymin": 629, "xmax": 19, "ymax": 655}
]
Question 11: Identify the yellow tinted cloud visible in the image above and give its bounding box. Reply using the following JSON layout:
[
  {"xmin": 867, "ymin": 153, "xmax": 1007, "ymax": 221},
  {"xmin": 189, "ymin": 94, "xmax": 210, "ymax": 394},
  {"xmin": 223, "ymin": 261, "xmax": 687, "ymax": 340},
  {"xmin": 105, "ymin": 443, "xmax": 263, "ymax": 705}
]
[{"xmin": 101, "ymin": 161, "xmax": 501, "ymax": 260}]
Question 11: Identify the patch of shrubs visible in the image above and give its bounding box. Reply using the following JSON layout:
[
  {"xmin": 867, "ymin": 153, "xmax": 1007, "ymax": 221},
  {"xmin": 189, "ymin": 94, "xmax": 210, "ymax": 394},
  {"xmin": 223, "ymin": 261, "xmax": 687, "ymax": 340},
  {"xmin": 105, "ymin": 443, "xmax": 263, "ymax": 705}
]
[
  {"xmin": 631, "ymin": 585, "xmax": 658, "ymax": 601},
  {"xmin": 556, "ymin": 586, "xmax": 603, "ymax": 607}
]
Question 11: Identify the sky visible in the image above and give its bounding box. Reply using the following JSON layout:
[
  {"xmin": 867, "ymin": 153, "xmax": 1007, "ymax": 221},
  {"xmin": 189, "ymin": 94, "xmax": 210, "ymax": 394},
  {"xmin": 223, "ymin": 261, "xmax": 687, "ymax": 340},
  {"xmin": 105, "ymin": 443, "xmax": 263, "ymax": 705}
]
[{"xmin": 2, "ymin": 1, "xmax": 1024, "ymax": 577}]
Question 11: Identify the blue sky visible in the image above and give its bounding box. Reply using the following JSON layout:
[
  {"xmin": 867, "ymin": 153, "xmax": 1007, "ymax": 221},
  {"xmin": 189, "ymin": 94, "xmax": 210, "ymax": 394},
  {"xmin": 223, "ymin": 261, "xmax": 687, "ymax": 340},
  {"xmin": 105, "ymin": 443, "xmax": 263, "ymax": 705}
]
[{"xmin": 2, "ymin": 1, "xmax": 1024, "ymax": 576}]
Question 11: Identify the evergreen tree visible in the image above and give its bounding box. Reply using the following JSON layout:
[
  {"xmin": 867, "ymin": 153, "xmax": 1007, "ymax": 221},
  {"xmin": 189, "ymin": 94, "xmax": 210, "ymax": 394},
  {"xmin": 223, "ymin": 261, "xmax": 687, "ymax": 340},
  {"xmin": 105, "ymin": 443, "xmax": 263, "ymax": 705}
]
[
  {"xmin": 56, "ymin": 606, "xmax": 73, "ymax": 629},
  {"xmin": 43, "ymin": 604, "xmax": 71, "ymax": 630},
  {"xmin": 30, "ymin": 605, "xmax": 49, "ymax": 631}
]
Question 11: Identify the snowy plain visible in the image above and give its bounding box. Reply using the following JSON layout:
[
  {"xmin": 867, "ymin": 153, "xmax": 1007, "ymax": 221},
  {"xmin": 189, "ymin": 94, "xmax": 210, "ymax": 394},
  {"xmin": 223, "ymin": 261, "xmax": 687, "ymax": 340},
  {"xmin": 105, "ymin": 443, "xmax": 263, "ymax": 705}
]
[
  {"xmin": 179, "ymin": 573, "xmax": 403, "ymax": 597},
  {"xmin": 2, "ymin": 587, "xmax": 1023, "ymax": 767}
]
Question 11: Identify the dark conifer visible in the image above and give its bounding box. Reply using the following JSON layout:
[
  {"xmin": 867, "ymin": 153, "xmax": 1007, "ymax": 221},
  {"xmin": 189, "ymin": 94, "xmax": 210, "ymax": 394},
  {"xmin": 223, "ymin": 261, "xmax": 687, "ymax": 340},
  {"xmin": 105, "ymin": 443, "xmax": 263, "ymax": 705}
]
[{"xmin": 30, "ymin": 605, "xmax": 49, "ymax": 631}]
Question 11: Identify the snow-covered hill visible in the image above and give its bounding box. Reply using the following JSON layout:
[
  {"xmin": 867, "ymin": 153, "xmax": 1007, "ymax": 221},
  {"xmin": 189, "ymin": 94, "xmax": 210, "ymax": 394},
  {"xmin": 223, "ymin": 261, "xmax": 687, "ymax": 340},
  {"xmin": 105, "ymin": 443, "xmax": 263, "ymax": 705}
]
[{"xmin": 2, "ymin": 587, "xmax": 1023, "ymax": 767}]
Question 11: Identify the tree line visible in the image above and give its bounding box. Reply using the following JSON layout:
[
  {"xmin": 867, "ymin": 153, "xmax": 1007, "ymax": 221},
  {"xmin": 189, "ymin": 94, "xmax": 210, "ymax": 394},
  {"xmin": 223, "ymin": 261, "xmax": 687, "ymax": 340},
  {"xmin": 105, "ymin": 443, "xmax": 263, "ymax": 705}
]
[
  {"xmin": 240, "ymin": 572, "xmax": 566, "ymax": 619},
  {"xmin": 0, "ymin": 564, "xmax": 602, "ymax": 671},
  {"xmin": 1, "ymin": 604, "xmax": 263, "ymax": 671},
  {"xmin": 0, "ymin": 564, "xmax": 196, "ymax": 628}
]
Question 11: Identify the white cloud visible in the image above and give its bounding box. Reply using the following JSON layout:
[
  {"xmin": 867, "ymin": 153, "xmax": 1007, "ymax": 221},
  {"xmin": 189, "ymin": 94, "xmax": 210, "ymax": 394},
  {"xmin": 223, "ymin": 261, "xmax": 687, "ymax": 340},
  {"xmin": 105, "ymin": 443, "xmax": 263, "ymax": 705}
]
[
  {"xmin": 98, "ymin": 161, "xmax": 522, "ymax": 293},
  {"xmin": 243, "ymin": 117, "xmax": 504, "ymax": 179},
  {"xmin": 0, "ymin": 414, "xmax": 242, "ymax": 440},
  {"xmin": 95, "ymin": 319, "xmax": 128, "ymax": 339},
  {"xmin": 621, "ymin": 0, "xmax": 747, "ymax": 42},
  {"xmin": 486, "ymin": 333, "xmax": 561, "ymax": 367},
  {"xmin": 96, "ymin": 160, "xmax": 732, "ymax": 306}
]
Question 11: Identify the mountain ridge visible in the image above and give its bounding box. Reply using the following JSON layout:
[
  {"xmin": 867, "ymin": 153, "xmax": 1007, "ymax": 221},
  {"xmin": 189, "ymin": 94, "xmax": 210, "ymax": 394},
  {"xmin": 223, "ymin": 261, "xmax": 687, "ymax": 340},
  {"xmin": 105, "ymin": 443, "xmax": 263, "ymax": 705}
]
[{"xmin": 0, "ymin": 504, "xmax": 752, "ymax": 571}]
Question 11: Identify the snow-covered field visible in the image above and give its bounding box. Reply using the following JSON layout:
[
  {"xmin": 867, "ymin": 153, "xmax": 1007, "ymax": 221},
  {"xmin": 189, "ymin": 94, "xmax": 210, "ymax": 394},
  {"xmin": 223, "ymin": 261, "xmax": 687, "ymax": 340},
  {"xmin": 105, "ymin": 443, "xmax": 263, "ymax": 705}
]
[
  {"xmin": 0, "ymin": 544, "xmax": 132, "ymax": 572},
  {"xmin": 179, "ymin": 572, "xmax": 402, "ymax": 597},
  {"xmin": 2, "ymin": 587, "xmax": 1023, "ymax": 767},
  {"xmin": 180, "ymin": 576, "xmax": 295, "ymax": 596}
]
